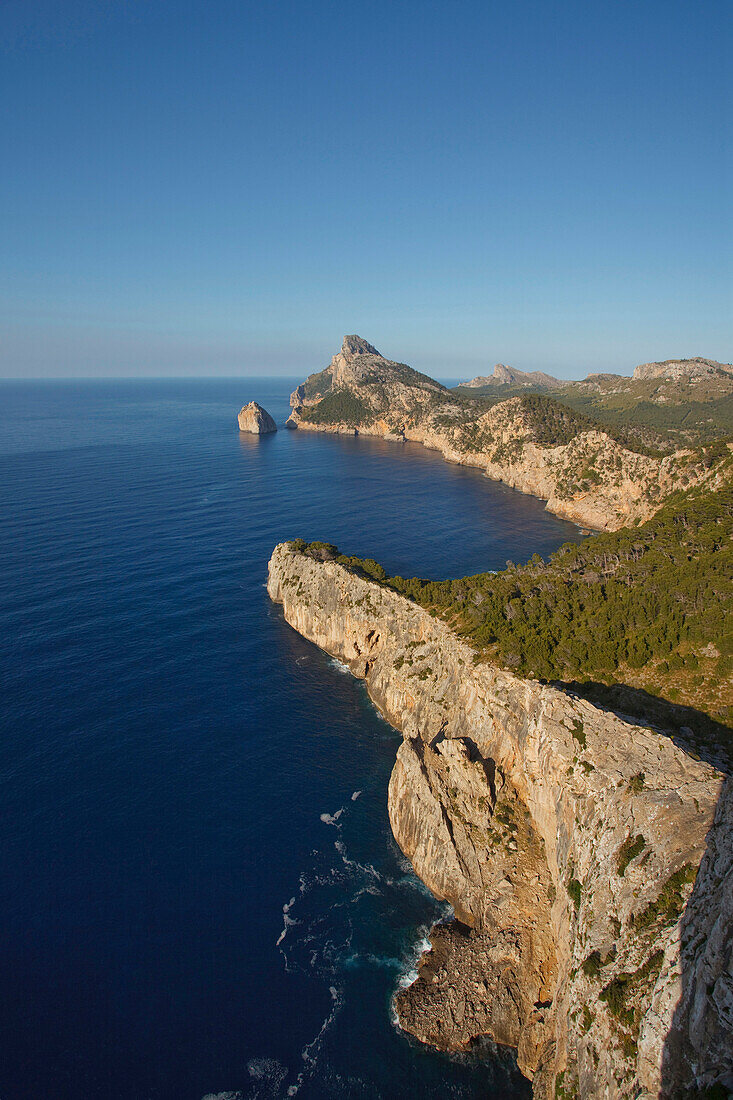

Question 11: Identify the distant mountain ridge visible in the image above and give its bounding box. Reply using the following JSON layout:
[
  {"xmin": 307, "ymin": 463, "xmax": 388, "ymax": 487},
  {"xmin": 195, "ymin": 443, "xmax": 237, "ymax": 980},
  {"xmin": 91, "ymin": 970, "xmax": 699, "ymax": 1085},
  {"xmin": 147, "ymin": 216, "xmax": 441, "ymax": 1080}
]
[
  {"xmin": 457, "ymin": 363, "xmax": 563, "ymax": 390},
  {"xmin": 456, "ymin": 357, "xmax": 733, "ymax": 391}
]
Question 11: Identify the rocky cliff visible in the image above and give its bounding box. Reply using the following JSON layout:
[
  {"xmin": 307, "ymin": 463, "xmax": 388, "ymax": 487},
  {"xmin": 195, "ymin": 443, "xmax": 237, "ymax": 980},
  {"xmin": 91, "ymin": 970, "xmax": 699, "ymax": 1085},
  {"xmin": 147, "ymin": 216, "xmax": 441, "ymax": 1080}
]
[
  {"xmin": 267, "ymin": 542, "xmax": 732, "ymax": 1098},
  {"xmin": 286, "ymin": 337, "xmax": 716, "ymax": 531},
  {"xmin": 238, "ymin": 402, "xmax": 277, "ymax": 434},
  {"xmin": 633, "ymin": 358, "xmax": 733, "ymax": 383}
]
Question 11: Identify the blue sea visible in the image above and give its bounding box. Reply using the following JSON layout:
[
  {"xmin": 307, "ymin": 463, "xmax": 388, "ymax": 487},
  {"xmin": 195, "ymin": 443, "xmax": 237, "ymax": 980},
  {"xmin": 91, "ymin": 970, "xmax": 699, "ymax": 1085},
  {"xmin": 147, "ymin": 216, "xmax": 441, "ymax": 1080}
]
[{"xmin": 0, "ymin": 380, "xmax": 583, "ymax": 1100}]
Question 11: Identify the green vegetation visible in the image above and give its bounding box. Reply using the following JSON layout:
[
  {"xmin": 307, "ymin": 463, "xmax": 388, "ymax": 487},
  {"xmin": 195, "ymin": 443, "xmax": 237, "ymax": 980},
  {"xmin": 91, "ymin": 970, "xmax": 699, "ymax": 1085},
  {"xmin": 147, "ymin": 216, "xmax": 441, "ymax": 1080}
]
[
  {"xmin": 555, "ymin": 385, "xmax": 733, "ymax": 451},
  {"xmin": 452, "ymin": 370, "xmax": 733, "ymax": 451},
  {"xmin": 299, "ymin": 478, "xmax": 732, "ymax": 729},
  {"xmin": 299, "ymin": 367, "xmax": 333, "ymax": 403},
  {"xmin": 362, "ymin": 361, "xmax": 447, "ymax": 392},
  {"xmin": 570, "ymin": 719, "xmax": 586, "ymax": 748},
  {"xmin": 289, "ymin": 539, "xmax": 340, "ymax": 561},
  {"xmin": 628, "ymin": 773, "xmax": 645, "ymax": 794},
  {"xmin": 582, "ymin": 951, "xmax": 603, "ymax": 978},
  {"xmin": 632, "ymin": 864, "xmax": 697, "ymax": 931},
  {"xmin": 448, "ymin": 392, "xmax": 664, "ymax": 457},
  {"xmin": 554, "ymin": 1069, "xmax": 578, "ymax": 1100},
  {"xmin": 567, "ymin": 877, "xmax": 582, "ymax": 911},
  {"xmin": 300, "ymin": 389, "xmax": 374, "ymax": 427},
  {"xmin": 516, "ymin": 394, "xmax": 661, "ymax": 456},
  {"xmin": 617, "ymin": 834, "xmax": 646, "ymax": 876},
  {"xmin": 600, "ymin": 951, "xmax": 664, "ymax": 1028}
]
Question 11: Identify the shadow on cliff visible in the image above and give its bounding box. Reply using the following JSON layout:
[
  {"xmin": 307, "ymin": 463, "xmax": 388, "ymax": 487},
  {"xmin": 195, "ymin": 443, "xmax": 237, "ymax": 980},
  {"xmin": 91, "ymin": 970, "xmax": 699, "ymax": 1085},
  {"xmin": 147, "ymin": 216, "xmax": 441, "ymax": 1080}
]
[
  {"xmin": 558, "ymin": 680, "xmax": 733, "ymax": 1095},
  {"xmin": 556, "ymin": 680, "xmax": 732, "ymax": 774},
  {"xmin": 661, "ymin": 773, "xmax": 733, "ymax": 1097}
]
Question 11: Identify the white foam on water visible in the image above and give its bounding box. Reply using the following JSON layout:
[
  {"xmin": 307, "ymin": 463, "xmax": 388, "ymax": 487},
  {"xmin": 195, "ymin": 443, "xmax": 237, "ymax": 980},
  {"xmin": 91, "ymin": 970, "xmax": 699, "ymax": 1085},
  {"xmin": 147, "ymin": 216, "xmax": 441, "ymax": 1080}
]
[
  {"xmin": 276, "ymin": 896, "xmax": 298, "ymax": 947},
  {"xmin": 396, "ymin": 926, "xmax": 433, "ymax": 990},
  {"xmin": 351, "ymin": 884, "xmax": 382, "ymax": 901},
  {"xmin": 285, "ymin": 985, "xmax": 344, "ymax": 1096},
  {"xmin": 333, "ymin": 838, "xmax": 382, "ymax": 883},
  {"xmin": 327, "ymin": 657, "xmax": 351, "ymax": 674},
  {"xmin": 387, "ymin": 923, "xmax": 436, "ymax": 1030},
  {"xmin": 246, "ymin": 1057, "xmax": 288, "ymax": 1096},
  {"xmin": 342, "ymin": 950, "xmax": 403, "ymax": 971}
]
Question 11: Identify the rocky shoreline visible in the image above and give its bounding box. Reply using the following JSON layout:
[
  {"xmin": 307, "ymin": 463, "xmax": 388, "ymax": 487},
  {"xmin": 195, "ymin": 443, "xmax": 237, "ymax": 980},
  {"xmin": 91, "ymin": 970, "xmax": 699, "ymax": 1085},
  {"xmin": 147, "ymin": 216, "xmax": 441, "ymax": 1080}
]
[
  {"xmin": 284, "ymin": 336, "xmax": 723, "ymax": 532},
  {"xmin": 267, "ymin": 542, "xmax": 732, "ymax": 1099}
]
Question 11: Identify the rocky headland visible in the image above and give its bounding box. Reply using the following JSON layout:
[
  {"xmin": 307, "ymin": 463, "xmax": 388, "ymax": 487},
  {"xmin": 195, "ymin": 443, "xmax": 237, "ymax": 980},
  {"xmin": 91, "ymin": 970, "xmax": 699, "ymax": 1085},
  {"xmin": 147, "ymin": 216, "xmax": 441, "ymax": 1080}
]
[
  {"xmin": 285, "ymin": 337, "xmax": 725, "ymax": 531},
  {"xmin": 238, "ymin": 401, "xmax": 277, "ymax": 434},
  {"xmin": 267, "ymin": 542, "xmax": 733, "ymax": 1099}
]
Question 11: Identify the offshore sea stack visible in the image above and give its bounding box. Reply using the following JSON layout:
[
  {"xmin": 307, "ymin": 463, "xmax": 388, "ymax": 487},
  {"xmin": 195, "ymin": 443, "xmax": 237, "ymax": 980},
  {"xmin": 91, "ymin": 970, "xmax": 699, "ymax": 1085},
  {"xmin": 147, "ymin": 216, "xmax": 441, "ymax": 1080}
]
[
  {"xmin": 267, "ymin": 542, "xmax": 733, "ymax": 1099},
  {"xmin": 238, "ymin": 402, "xmax": 277, "ymax": 434}
]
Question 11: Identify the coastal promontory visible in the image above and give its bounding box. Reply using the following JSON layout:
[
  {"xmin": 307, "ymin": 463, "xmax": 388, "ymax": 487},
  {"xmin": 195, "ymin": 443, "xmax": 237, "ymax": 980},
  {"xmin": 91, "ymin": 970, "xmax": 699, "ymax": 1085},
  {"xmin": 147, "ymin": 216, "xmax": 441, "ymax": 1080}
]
[
  {"xmin": 273, "ymin": 336, "xmax": 733, "ymax": 1096},
  {"xmin": 286, "ymin": 335, "xmax": 732, "ymax": 530},
  {"xmin": 238, "ymin": 402, "xmax": 277, "ymax": 434},
  {"xmin": 267, "ymin": 539, "xmax": 733, "ymax": 1099}
]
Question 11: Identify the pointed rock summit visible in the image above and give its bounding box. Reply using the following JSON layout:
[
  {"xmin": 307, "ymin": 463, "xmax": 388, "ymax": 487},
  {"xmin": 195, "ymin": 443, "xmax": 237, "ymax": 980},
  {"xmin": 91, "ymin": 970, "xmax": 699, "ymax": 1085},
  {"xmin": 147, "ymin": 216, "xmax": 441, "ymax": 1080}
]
[
  {"xmin": 289, "ymin": 334, "xmax": 445, "ymax": 413},
  {"xmin": 238, "ymin": 401, "xmax": 277, "ymax": 434},
  {"xmin": 340, "ymin": 334, "xmax": 382, "ymax": 358}
]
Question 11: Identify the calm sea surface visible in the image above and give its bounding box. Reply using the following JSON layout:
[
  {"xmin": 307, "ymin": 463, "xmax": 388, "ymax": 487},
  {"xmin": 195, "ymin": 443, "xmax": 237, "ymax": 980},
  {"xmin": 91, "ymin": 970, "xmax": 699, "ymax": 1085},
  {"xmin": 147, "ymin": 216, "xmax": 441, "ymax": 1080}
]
[{"xmin": 0, "ymin": 380, "xmax": 583, "ymax": 1100}]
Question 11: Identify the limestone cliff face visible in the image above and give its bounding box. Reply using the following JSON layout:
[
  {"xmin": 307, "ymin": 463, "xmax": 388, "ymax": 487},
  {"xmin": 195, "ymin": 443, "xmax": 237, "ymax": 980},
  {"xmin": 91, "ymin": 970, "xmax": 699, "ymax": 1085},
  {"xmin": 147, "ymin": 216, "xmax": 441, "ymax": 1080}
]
[
  {"xmin": 286, "ymin": 337, "xmax": 718, "ymax": 531},
  {"xmin": 238, "ymin": 402, "xmax": 277, "ymax": 434},
  {"xmin": 633, "ymin": 358, "xmax": 733, "ymax": 382},
  {"xmin": 267, "ymin": 543, "xmax": 731, "ymax": 1098}
]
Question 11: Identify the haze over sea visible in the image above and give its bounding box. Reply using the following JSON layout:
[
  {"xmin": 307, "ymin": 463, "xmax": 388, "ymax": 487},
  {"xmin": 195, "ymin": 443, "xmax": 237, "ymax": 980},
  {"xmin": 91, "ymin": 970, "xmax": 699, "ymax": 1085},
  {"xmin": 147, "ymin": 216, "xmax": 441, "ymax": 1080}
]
[{"xmin": 1, "ymin": 379, "xmax": 584, "ymax": 1100}]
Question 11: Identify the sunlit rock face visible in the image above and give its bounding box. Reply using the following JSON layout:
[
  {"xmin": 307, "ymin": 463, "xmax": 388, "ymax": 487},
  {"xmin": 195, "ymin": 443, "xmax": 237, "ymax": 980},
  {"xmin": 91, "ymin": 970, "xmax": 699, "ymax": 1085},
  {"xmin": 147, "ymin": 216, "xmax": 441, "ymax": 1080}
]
[
  {"xmin": 285, "ymin": 336, "xmax": 725, "ymax": 531},
  {"xmin": 267, "ymin": 542, "xmax": 731, "ymax": 1098},
  {"xmin": 237, "ymin": 402, "xmax": 277, "ymax": 434}
]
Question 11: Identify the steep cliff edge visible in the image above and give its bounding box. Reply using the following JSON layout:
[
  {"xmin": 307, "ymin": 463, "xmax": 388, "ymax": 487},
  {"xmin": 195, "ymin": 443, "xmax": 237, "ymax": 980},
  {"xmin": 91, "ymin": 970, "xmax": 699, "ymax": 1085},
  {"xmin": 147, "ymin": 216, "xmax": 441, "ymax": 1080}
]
[
  {"xmin": 286, "ymin": 337, "xmax": 720, "ymax": 531},
  {"xmin": 267, "ymin": 542, "xmax": 732, "ymax": 1098}
]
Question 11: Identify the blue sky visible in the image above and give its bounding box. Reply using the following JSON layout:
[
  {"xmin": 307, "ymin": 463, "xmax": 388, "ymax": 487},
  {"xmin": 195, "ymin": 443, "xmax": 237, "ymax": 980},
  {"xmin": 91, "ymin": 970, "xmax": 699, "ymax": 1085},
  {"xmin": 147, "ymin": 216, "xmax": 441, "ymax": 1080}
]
[{"xmin": 2, "ymin": 0, "xmax": 731, "ymax": 379}]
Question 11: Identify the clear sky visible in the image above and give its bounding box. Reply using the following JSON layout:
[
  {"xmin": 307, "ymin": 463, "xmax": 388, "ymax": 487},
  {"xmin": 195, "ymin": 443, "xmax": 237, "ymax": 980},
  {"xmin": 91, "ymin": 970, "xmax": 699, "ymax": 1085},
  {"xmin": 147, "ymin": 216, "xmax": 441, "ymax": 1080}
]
[{"xmin": 2, "ymin": 0, "xmax": 731, "ymax": 380}]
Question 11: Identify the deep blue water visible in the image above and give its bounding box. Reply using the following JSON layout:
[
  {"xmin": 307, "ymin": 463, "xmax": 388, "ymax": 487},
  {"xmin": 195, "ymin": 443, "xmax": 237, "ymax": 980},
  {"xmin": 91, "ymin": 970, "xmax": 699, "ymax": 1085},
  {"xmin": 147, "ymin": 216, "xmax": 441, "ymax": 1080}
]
[{"xmin": 0, "ymin": 380, "xmax": 582, "ymax": 1100}]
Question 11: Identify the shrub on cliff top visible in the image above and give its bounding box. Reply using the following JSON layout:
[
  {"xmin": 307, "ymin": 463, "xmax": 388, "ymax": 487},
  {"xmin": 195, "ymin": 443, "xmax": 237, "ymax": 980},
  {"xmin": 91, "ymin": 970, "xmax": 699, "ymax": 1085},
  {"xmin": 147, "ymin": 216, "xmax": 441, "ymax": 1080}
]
[
  {"xmin": 300, "ymin": 390, "xmax": 373, "ymax": 427},
  {"xmin": 312, "ymin": 479, "xmax": 733, "ymax": 732},
  {"xmin": 289, "ymin": 540, "xmax": 339, "ymax": 562}
]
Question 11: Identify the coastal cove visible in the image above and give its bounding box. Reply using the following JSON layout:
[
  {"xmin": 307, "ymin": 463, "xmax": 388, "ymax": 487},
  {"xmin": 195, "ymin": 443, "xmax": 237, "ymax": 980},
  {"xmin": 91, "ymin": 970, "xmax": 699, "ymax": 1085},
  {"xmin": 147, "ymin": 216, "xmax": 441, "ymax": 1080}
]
[{"xmin": 1, "ymin": 380, "xmax": 585, "ymax": 1100}]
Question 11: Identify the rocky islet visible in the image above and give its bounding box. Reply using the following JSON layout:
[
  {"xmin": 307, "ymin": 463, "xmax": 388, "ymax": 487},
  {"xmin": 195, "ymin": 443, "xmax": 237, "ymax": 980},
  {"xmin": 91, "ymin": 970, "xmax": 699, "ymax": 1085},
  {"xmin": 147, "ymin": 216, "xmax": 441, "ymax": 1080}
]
[{"xmin": 238, "ymin": 401, "xmax": 277, "ymax": 434}]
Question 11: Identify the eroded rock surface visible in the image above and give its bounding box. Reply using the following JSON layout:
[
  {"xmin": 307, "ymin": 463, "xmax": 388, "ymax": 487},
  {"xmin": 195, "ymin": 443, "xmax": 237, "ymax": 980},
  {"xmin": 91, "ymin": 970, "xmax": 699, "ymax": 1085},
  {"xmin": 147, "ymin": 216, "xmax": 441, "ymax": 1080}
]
[
  {"xmin": 238, "ymin": 402, "xmax": 277, "ymax": 434},
  {"xmin": 267, "ymin": 542, "xmax": 731, "ymax": 1098}
]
